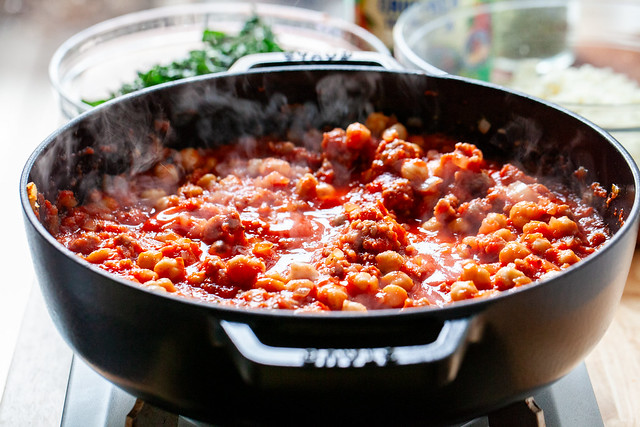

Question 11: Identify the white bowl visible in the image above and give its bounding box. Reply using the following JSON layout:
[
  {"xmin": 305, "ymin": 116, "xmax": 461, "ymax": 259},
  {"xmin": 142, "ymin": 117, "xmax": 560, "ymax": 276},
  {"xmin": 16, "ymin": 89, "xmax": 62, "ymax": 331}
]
[
  {"xmin": 50, "ymin": 2, "xmax": 390, "ymax": 120},
  {"xmin": 394, "ymin": 0, "xmax": 640, "ymax": 162}
]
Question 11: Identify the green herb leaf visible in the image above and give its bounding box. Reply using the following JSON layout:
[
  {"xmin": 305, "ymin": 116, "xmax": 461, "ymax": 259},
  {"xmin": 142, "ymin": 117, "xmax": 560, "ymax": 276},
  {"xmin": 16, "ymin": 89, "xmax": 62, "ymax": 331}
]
[{"xmin": 82, "ymin": 15, "xmax": 282, "ymax": 106}]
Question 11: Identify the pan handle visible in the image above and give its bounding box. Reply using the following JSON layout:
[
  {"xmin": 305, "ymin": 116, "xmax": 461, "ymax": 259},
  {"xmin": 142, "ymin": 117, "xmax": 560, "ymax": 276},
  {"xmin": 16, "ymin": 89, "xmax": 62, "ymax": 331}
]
[
  {"xmin": 217, "ymin": 315, "xmax": 479, "ymax": 390},
  {"xmin": 228, "ymin": 51, "xmax": 409, "ymax": 72}
]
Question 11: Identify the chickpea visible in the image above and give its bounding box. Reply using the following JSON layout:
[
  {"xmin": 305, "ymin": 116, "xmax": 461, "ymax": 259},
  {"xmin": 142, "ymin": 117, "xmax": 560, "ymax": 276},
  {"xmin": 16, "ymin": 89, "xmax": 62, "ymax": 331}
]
[
  {"xmin": 259, "ymin": 171, "xmax": 290, "ymax": 188},
  {"xmin": 421, "ymin": 217, "xmax": 441, "ymax": 232},
  {"xmin": 179, "ymin": 147, "xmax": 202, "ymax": 172},
  {"xmin": 460, "ymin": 263, "xmax": 491, "ymax": 290},
  {"xmin": 381, "ymin": 284, "xmax": 408, "ymax": 308},
  {"xmin": 380, "ymin": 271, "xmax": 414, "ymax": 291},
  {"xmin": 400, "ymin": 159, "xmax": 429, "ymax": 183},
  {"xmin": 187, "ymin": 271, "xmax": 205, "ymax": 285},
  {"xmin": 365, "ymin": 112, "xmax": 390, "ymax": 136},
  {"xmin": 140, "ymin": 188, "xmax": 167, "ymax": 205},
  {"xmin": 448, "ymin": 218, "xmax": 470, "ymax": 234},
  {"xmin": 345, "ymin": 122, "xmax": 372, "ymax": 150},
  {"xmin": 101, "ymin": 195, "xmax": 119, "ymax": 211},
  {"xmin": 382, "ymin": 123, "xmax": 408, "ymax": 142},
  {"xmin": 549, "ymin": 216, "xmax": 578, "ymax": 237},
  {"xmin": 494, "ymin": 265, "xmax": 532, "ymax": 290},
  {"xmin": 259, "ymin": 158, "xmax": 292, "ymax": 178},
  {"xmin": 289, "ymin": 262, "xmax": 319, "ymax": 281},
  {"xmin": 450, "ymin": 281, "xmax": 479, "ymax": 301},
  {"xmin": 531, "ymin": 237, "xmax": 551, "ymax": 253},
  {"xmin": 247, "ymin": 158, "xmax": 262, "ymax": 176},
  {"xmin": 196, "ymin": 173, "xmax": 217, "ymax": 189},
  {"xmin": 265, "ymin": 271, "xmax": 288, "ymax": 282},
  {"xmin": 342, "ymin": 300, "xmax": 368, "ymax": 312},
  {"xmin": 137, "ymin": 250, "xmax": 163, "ymax": 270},
  {"xmin": 134, "ymin": 269, "xmax": 158, "ymax": 283},
  {"xmin": 273, "ymin": 141, "xmax": 296, "ymax": 154},
  {"xmin": 287, "ymin": 279, "xmax": 315, "ymax": 298},
  {"xmin": 499, "ymin": 241, "xmax": 531, "ymax": 264},
  {"xmin": 256, "ymin": 277, "xmax": 287, "ymax": 292},
  {"xmin": 316, "ymin": 182, "xmax": 336, "ymax": 200},
  {"xmin": 203, "ymin": 157, "xmax": 218, "ymax": 171},
  {"xmin": 478, "ymin": 117, "xmax": 491, "ymax": 134},
  {"xmin": 509, "ymin": 201, "xmax": 542, "ymax": 229},
  {"xmin": 326, "ymin": 248, "xmax": 345, "ymax": 266},
  {"xmin": 295, "ymin": 173, "xmax": 318, "ymax": 200},
  {"xmin": 375, "ymin": 250, "xmax": 404, "ymax": 274},
  {"xmin": 147, "ymin": 278, "xmax": 176, "ymax": 293},
  {"xmin": 154, "ymin": 257, "xmax": 186, "ymax": 282},
  {"xmin": 522, "ymin": 220, "xmax": 550, "ymax": 236},
  {"xmin": 479, "ymin": 213, "xmax": 508, "ymax": 234},
  {"xmin": 462, "ymin": 236, "xmax": 479, "ymax": 251},
  {"xmin": 226, "ymin": 255, "xmax": 266, "ymax": 287},
  {"xmin": 420, "ymin": 176, "xmax": 443, "ymax": 195},
  {"xmin": 456, "ymin": 243, "xmax": 472, "ymax": 258},
  {"xmin": 557, "ymin": 249, "xmax": 581, "ymax": 265},
  {"xmin": 318, "ymin": 284, "xmax": 348, "ymax": 310},
  {"xmin": 146, "ymin": 284, "xmax": 167, "ymax": 293},
  {"xmin": 506, "ymin": 180, "xmax": 538, "ymax": 203},
  {"xmin": 155, "ymin": 195, "xmax": 179, "ymax": 211},
  {"xmin": 349, "ymin": 272, "xmax": 379, "ymax": 293},
  {"xmin": 179, "ymin": 184, "xmax": 203, "ymax": 198},
  {"xmin": 86, "ymin": 248, "xmax": 112, "ymax": 264},
  {"xmin": 345, "ymin": 248, "xmax": 358, "ymax": 263},
  {"xmin": 154, "ymin": 231, "xmax": 180, "ymax": 242},
  {"xmin": 494, "ymin": 228, "xmax": 516, "ymax": 242},
  {"xmin": 153, "ymin": 163, "xmax": 181, "ymax": 185}
]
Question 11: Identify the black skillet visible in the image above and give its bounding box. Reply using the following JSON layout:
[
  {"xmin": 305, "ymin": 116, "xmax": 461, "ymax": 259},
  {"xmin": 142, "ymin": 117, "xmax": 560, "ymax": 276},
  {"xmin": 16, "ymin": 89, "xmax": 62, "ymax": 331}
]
[{"xmin": 20, "ymin": 53, "xmax": 639, "ymax": 425}]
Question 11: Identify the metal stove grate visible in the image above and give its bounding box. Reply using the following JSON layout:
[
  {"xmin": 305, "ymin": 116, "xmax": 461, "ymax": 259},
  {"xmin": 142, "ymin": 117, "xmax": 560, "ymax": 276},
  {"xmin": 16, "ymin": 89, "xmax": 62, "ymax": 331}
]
[{"xmin": 61, "ymin": 357, "xmax": 604, "ymax": 427}]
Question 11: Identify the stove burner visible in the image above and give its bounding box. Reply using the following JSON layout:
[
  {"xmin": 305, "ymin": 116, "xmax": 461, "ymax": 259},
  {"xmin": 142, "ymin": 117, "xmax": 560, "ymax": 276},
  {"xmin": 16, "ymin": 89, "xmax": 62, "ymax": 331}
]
[
  {"xmin": 126, "ymin": 395, "xmax": 545, "ymax": 426},
  {"xmin": 61, "ymin": 357, "xmax": 604, "ymax": 426}
]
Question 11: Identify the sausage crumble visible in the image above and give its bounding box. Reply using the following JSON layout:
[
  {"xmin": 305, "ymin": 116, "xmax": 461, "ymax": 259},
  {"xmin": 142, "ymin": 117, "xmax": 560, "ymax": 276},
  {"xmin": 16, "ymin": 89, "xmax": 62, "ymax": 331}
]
[{"xmin": 34, "ymin": 114, "xmax": 611, "ymax": 312}]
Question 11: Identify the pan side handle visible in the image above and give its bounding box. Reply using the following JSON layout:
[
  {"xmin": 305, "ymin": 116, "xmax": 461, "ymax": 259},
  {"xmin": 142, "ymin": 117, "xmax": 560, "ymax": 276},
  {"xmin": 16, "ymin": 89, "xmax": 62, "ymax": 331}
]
[
  {"xmin": 217, "ymin": 315, "xmax": 480, "ymax": 390},
  {"xmin": 228, "ymin": 51, "xmax": 406, "ymax": 72}
]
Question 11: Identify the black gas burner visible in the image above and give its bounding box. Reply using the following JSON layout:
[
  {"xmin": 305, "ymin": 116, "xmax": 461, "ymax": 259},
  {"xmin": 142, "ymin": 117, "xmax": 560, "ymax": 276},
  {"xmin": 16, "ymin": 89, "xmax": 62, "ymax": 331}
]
[{"xmin": 60, "ymin": 357, "xmax": 603, "ymax": 426}]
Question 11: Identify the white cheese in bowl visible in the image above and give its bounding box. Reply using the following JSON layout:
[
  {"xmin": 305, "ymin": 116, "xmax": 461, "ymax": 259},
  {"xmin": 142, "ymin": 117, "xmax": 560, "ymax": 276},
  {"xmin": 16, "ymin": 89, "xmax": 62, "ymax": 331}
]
[
  {"xmin": 508, "ymin": 63, "xmax": 640, "ymax": 106},
  {"xmin": 505, "ymin": 61, "xmax": 640, "ymax": 163}
]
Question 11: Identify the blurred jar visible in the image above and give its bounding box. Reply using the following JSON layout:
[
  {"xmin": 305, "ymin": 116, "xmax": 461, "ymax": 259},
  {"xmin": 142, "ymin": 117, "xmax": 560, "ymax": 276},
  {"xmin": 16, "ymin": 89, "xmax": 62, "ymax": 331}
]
[
  {"xmin": 355, "ymin": 0, "xmax": 421, "ymax": 47},
  {"xmin": 394, "ymin": 0, "xmax": 640, "ymax": 164}
]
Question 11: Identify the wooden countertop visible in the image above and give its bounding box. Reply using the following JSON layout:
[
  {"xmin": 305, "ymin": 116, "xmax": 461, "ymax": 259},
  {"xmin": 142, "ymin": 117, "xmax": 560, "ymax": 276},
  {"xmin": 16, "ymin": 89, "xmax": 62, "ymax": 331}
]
[{"xmin": 586, "ymin": 249, "xmax": 640, "ymax": 426}]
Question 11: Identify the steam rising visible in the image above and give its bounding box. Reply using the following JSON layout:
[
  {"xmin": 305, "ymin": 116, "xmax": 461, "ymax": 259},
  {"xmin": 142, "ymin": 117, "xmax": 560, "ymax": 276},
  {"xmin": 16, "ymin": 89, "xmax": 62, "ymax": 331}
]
[{"xmin": 28, "ymin": 67, "xmax": 630, "ymax": 230}]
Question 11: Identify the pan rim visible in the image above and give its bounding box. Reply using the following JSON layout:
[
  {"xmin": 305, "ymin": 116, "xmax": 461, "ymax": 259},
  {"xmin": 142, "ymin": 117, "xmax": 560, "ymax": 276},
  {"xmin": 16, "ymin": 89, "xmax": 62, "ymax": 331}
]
[{"xmin": 20, "ymin": 65, "xmax": 640, "ymax": 321}]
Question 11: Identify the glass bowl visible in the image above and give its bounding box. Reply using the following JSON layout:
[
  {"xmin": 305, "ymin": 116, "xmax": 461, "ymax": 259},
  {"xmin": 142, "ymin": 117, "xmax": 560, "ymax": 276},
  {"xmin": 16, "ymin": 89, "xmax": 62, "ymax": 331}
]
[
  {"xmin": 50, "ymin": 2, "xmax": 390, "ymax": 120},
  {"xmin": 394, "ymin": 0, "xmax": 640, "ymax": 163}
]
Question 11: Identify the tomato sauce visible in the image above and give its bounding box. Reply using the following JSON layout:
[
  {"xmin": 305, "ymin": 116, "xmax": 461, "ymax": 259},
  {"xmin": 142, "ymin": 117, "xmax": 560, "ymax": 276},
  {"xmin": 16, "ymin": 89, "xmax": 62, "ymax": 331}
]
[{"xmin": 38, "ymin": 113, "xmax": 611, "ymax": 312}]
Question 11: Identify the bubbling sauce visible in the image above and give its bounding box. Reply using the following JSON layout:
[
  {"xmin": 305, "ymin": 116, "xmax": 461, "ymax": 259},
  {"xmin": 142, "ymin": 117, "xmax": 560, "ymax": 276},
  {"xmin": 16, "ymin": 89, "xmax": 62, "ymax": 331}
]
[{"xmin": 33, "ymin": 113, "xmax": 611, "ymax": 312}]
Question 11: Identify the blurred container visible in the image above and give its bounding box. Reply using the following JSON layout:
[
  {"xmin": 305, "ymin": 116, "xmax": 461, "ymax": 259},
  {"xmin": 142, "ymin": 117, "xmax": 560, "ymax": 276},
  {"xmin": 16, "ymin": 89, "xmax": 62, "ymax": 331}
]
[
  {"xmin": 354, "ymin": 0, "xmax": 419, "ymax": 48},
  {"xmin": 394, "ymin": 0, "xmax": 640, "ymax": 163},
  {"xmin": 50, "ymin": 2, "xmax": 389, "ymax": 120}
]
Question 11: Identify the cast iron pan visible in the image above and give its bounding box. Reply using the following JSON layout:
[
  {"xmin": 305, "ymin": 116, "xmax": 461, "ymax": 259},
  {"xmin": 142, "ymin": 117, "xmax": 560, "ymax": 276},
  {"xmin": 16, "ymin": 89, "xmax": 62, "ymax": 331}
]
[{"xmin": 21, "ymin": 53, "xmax": 640, "ymax": 425}]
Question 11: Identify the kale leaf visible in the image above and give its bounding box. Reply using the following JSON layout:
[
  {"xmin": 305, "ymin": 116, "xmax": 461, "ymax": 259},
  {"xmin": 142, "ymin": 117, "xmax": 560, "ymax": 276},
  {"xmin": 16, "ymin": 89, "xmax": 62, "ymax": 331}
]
[{"xmin": 84, "ymin": 15, "xmax": 282, "ymax": 106}]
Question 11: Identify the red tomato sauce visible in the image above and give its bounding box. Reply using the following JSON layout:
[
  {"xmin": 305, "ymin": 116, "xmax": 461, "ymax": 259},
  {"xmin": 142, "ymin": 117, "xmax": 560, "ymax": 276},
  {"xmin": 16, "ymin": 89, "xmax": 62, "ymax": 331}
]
[{"xmin": 38, "ymin": 113, "xmax": 611, "ymax": 312}]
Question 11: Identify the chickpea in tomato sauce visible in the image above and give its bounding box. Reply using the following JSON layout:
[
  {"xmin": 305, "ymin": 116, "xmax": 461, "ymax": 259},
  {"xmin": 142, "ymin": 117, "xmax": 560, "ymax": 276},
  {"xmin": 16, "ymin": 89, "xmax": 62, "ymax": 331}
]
[{"xmin": 33, "ymin": 113, "xmax": 611, "ymax": 312}]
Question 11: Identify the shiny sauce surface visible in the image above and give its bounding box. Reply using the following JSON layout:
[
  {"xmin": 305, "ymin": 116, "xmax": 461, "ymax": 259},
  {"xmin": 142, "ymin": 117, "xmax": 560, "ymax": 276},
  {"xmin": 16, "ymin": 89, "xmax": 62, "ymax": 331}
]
[{"xmin": 39, "ymin": 114, "xmax": 611, "ymax": 312}]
